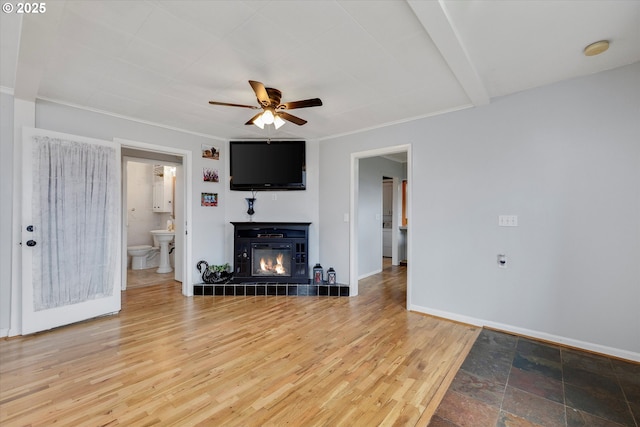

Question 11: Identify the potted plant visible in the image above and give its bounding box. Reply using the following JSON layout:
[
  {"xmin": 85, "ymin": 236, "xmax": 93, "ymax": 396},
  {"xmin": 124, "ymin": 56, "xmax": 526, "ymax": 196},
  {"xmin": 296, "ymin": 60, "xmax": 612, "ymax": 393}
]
[{"xmin": 197, "ymin": 261, "xmax": 232, "ymax": 284}]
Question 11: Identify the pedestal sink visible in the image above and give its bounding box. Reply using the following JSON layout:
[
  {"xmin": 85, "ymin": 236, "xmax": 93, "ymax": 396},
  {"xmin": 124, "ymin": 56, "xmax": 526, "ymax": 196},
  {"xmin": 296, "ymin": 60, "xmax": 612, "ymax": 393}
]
[{"xmin": 150, "ymin": 230, "xmax": 175, "ymax": 273}]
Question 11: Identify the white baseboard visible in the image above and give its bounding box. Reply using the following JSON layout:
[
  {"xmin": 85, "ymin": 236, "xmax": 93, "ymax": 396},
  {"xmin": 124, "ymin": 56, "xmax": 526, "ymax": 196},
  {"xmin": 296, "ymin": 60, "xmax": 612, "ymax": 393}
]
[
  {"xmin": 409, "ymin": 304, "xmax": 640, "ymax": 363},
  {"xmin": 358, "ymin": 269, "xmax": 382, "ymax": 280},
  {"xmin": 0, "ymin": 328, "xmax": 9, "ymax": 338}
]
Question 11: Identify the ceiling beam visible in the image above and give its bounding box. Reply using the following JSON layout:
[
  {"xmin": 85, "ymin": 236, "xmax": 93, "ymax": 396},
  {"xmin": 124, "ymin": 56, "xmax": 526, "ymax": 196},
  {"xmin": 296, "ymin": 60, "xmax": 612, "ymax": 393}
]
[
  {"xmin": 13, "ymin": 1, "xmax": 66, "ymax": 101},
  {"xmin": 407, "ymin": 0, "xmax": 490, "ymax": 107}
]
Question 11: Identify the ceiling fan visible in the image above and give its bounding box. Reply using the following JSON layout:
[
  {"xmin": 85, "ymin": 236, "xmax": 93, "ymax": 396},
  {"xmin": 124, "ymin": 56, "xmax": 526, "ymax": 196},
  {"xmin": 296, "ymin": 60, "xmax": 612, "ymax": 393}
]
[{"xmin": 208, "ymin": 80, "xmax": 322, "ymax": 129}]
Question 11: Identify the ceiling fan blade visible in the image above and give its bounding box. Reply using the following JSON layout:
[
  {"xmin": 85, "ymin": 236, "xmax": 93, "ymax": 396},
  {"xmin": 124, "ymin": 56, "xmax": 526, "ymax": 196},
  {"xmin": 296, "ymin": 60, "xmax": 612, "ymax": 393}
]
[
  {"xmin": 209, "ymin": 101, "xmax": 259, "ymax": 109},
  {"xmin": 279, "ymin": 112, "xmax": 307, "ymax": 126},
  {"xmin": 280, "ymin": 98, "xmax": 323, "ymax": 110},
  {"xmin": 245, "ymin": 112, "xmax": 263, "ymax": 125},
  {"xmin": 249, "ymin": 80, "xmax": 270, "ymax": 107}
]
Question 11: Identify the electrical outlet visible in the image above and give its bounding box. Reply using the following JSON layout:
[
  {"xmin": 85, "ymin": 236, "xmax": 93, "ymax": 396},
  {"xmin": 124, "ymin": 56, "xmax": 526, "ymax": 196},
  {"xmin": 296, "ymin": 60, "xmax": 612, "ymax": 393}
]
[{"xmin": 498, "ymin": 215, "xmax": 518, "ymax": 227}]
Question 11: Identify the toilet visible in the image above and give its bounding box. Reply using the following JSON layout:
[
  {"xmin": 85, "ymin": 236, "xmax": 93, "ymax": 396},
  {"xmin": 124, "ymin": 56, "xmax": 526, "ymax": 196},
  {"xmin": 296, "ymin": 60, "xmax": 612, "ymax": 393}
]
[{"xmin": 127, "ymin": 245, "xmax": 153, "ymax": 270}]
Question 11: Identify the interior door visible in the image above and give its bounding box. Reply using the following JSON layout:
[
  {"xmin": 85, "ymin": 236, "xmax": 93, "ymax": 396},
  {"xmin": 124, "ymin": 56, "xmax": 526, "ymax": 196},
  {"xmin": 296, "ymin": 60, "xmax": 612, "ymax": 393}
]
[{"xmin": 21, "ymin": 127, "xmax": 121, "ymax": 335}]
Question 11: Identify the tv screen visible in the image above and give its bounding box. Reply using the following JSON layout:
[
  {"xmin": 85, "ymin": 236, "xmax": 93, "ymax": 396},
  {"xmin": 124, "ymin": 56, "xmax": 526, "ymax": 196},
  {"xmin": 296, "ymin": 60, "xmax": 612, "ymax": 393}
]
[{"xmin": 229, "ymin": 140, "xmax": 306, "ymax": 191}]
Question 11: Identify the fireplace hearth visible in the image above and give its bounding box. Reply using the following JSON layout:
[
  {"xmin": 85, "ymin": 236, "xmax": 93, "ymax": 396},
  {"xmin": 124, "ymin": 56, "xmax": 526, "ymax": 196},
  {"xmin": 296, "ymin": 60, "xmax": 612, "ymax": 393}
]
[{"xmin": 194, "ymin": 221, "xmax": 349, "ymax": 297}]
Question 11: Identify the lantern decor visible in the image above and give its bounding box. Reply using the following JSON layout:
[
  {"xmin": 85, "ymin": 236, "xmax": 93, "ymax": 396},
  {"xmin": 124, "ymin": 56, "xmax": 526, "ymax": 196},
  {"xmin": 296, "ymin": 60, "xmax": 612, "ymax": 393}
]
[
  {"xmin": 327, "ymin": 267, "xmax": 337, "ymax": 285},
  {"xmin": 312, "ymin": 263, "xmax": 324, "ymax": 284}
]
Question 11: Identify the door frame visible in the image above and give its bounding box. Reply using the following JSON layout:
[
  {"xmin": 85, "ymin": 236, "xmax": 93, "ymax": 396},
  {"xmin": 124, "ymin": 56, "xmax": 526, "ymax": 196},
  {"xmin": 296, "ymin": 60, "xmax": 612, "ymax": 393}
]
[
  {"xmin": 116, "ymin": 138, "xmax": 193, "ymax": 296},
  {"xmin": 350, "ymin": 144, "xmax": 412, "ymax": 308}
]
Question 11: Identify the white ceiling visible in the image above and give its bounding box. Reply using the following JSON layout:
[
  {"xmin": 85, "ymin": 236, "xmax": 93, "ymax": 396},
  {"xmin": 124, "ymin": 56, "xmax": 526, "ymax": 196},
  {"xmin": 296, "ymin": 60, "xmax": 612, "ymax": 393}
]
[{"xmin": 2, "ymin": 1, "xmax": 639, "ymax": 141}]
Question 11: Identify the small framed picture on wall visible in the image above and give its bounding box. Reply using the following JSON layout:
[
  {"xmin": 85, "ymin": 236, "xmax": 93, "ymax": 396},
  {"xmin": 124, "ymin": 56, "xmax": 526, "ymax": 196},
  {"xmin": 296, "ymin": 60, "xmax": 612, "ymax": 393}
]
[
  {"xmin": 202, "ymin": 144, "xmax": 219, "ymax": 160},
  {"xmin": 201, "ymin": 192, "xmax": 218, "ymax": 207},
  {"xmin": 203, "ymin": 168, "xmax": 219, "ymax": 182}
]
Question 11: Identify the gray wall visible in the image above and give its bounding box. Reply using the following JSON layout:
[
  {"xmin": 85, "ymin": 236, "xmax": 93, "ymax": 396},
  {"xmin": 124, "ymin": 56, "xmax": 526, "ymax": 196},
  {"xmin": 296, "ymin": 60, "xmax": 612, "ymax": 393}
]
[{"xmin": 319, "ymin": 63, "xmax": 640, "ymax": 359}]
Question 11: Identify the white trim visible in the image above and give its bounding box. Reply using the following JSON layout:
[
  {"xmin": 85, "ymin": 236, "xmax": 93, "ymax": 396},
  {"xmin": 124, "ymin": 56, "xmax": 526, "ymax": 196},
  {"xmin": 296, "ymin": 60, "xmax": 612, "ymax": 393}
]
[
  {"xmin": 115, "ymin": 138, "xmax": 193, "ymax": 297},
  {"xmin": 37, "ymin": 96, "xmax": 224, "ymax": 142},
  {"xmin": 350, "ymin": 153, "xmax": 360, "ymax": 296},
  {"xmin": 410, "ymin": 304, "xmax": 640, "ymax": 362},
  {"xmin": 350, "ymin": 144, "xmax": 412, "ymax": 308},
  {"xmin": 0, "ymin": 328, "xmax": 8, "ymax": 338},
  {"xmin": 407, "ymin": 0, "xmax": 490, "ymax": 106},
  {"xmin": 358, "ymin": 269, "xmax": 382, "ymax": 281},
  {"xmin": 9, "ymin": 99, "xmax": 36, "ymax": 336},
  {"xmin": 318, "ymin": 105, "xmax": 471, "ymax": 142}
]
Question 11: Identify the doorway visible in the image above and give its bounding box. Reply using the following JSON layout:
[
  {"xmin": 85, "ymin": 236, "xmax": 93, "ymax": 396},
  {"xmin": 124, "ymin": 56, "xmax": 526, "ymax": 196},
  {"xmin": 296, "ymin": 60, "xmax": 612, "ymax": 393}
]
[
  {"xmin": 350, "ymin": 145, "xmax": 411, "ymax": 308},
  {"xmin": 117, "ymin": 139, "xmax": 193, "ymax": 296}
]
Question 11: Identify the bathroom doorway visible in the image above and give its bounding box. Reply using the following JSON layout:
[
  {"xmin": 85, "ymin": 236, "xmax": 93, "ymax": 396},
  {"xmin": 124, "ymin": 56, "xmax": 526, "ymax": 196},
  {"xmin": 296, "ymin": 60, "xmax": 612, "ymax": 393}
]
[
  {"xmin": 119, "ymin": 142, "xmax": 192, "ymax": 295},
  {"xmin": 123, "ymin": 157, "xmax": 180, "ymax": 289}
]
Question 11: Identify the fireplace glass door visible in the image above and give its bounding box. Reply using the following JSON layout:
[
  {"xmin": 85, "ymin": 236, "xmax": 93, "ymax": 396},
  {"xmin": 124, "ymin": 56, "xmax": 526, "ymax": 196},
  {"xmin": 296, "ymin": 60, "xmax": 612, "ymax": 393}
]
[{"xmin": 252, "ymin": 243, "xmax": 293, "ymax": 277}]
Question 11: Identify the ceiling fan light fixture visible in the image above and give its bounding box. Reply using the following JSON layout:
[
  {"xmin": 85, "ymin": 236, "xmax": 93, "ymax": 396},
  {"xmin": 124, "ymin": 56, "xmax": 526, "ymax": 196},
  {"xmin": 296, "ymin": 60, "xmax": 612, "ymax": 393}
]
[
  {"xmin": 253, "ymin": 114, "xmax": 265, "ymax": 129},
  {"xmin": 209, "ymin": 80, "xmax": 322, "ymax": 129},
  {"xmin": 274, "ymin": 114, "xmax": 286, "ymax": 129},
  {"xmin": 262, "ymin": 109, "xmax": 275, "ymax": 125}
]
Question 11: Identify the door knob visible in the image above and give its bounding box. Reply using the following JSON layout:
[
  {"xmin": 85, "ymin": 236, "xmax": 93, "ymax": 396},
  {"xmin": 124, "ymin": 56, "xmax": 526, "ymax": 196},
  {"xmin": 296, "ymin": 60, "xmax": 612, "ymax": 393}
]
[{"xmin": 26, "ymin": 240, "xmax": 37, "ymax": 247}]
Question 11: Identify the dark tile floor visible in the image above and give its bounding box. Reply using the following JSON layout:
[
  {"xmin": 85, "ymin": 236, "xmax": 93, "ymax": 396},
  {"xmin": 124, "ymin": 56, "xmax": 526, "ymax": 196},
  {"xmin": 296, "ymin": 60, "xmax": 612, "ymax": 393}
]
[{"xmin": 430, "ymin": 329, "xmax": 640, "ymax": 427}]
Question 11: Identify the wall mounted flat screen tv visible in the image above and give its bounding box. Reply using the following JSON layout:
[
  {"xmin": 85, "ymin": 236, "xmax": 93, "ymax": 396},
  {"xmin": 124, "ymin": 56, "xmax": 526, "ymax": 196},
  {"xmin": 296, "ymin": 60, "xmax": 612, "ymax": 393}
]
[{"xmin": 229, "ymin": 140, "xmax": 306, "ymax": 191}]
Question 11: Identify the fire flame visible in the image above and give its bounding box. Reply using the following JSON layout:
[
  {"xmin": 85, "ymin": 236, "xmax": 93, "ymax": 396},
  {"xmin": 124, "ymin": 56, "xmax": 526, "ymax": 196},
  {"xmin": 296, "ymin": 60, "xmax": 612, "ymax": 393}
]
[
  {"xmin": 259, "ymin": 253, "xmax": 286, "ymax": 275},
  {"xmin": 275, "ymin": 253, "xmax": 285, "ymax": 274}
]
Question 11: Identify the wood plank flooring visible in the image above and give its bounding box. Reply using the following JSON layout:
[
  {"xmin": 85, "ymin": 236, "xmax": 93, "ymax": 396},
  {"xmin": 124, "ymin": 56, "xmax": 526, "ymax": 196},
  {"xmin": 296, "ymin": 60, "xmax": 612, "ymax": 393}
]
[
  {"xmin": 126, "ymin": 268, "xmax": 178, "ymax": 290},
  {"xmin": 0, "ymin": 262, "xmax": 479, "ymax": 426}
]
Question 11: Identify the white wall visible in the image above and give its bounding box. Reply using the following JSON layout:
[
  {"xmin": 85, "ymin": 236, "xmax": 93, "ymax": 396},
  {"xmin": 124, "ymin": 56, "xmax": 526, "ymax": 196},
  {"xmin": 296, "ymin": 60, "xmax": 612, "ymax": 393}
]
[
  {"xmin": 33, "ymin": 100, "xmax": 228, "ymax": 284},
  {"xmin": 319, "ymin": 63, "xmax": 640, "ymax": 360},
  {"xmin": 223, "ymin": 139, "xmax": 320, "ymax": 272},
  {"xmin": 0, "ymin": 98, "xmax": 319, "ymax": 302},
  {"xmin": 20, "ymin": 100, "xmax": 318, "ymax": 284},
  {"xmin": 127, "ymin": 162, "xmax": 158, "ymax": 247},
  {"xmin": 126, "ymin": 161, "xmax": 175, "ymax": 247},
  {"xmin": 1, "ymin": 98, "xmax": 321, "ymax": 333}
]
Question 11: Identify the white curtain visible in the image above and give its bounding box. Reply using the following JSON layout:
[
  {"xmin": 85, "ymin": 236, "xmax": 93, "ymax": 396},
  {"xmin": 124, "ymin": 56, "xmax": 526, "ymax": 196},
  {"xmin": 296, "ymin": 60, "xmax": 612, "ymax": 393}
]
[{"xmin": 32, "ymin": 136, "xmax": 118, "ymax": 311}]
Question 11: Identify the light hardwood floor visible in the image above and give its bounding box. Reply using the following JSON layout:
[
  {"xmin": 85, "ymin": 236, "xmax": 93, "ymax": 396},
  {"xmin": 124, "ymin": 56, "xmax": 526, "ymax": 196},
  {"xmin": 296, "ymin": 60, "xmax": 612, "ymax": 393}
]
[{"xmin": 0, "ymin": 262, "xmax": 479, "ymax": 426}]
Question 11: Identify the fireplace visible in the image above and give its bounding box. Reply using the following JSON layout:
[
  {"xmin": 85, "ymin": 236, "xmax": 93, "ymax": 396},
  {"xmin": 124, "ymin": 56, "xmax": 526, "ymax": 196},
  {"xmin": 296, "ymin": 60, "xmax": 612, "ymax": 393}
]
[
  {"xmin": 252, "ymin": 243, "xmax": 292, "ymax": 277},
  {"xmin": 232, "ymin": 222, "xmax": 310, "ymax": 284}
]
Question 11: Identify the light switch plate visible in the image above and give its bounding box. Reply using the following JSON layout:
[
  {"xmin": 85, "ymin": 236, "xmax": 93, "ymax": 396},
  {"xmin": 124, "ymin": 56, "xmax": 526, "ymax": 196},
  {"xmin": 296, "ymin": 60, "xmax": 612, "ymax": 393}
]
[{"xmin": 498, "ymin": 215, "xmax": 518, "ymax": 227}]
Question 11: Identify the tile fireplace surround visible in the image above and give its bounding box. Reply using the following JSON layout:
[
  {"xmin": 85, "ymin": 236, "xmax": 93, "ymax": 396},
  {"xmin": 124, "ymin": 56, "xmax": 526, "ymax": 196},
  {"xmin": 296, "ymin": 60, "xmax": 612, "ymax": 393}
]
[{"xmin": 193, "ymin": 282, "xmax": 350, "ymax": 297}]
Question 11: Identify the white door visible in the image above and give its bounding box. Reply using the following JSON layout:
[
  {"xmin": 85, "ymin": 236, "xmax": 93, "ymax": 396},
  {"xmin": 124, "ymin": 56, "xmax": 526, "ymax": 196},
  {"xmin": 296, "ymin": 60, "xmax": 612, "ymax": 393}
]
[{"xmin": 21, "ymin": 128, "xmax": 121, "ymax": 335}]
